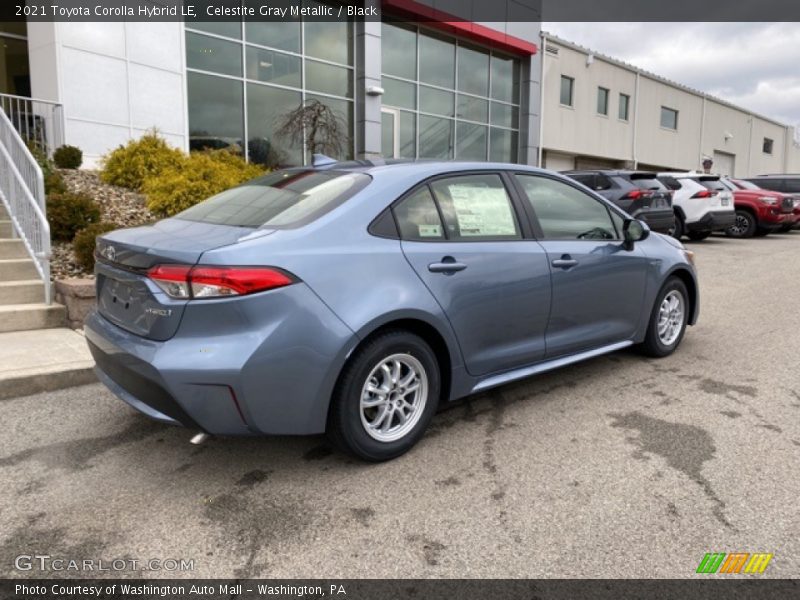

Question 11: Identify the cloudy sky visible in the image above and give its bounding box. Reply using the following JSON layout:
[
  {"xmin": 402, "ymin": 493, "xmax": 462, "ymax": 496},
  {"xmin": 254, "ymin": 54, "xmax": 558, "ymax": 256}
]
[{"xmin": 544, "ymin": 22, "xmax": 800, "ymax": 133}]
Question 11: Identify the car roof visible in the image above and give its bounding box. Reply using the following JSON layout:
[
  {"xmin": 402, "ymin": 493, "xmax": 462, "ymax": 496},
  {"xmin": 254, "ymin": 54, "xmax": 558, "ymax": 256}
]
[
  {"xmin": 289, "ymin": 159, "xmax": 554, "ymax": 177},
  {"xmin": 562, "ymin": 169, "xmax": 658, "ymax": 177},
  {"xmin": 752, "ymin": 174, "xmax": 800, "ymax": 178}
]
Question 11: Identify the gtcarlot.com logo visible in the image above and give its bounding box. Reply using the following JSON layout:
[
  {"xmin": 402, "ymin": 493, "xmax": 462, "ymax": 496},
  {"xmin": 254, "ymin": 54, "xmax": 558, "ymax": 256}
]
[
  {"xmin": 14, "ymin": 554, "xmax": 195, "ymax": 572},
  {"xmin": 696, "ymin": 552, "xmax": 773, "ymax": 574}
]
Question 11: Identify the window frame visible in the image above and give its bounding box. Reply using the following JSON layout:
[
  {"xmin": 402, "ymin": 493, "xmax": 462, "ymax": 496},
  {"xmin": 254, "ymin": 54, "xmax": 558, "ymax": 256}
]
[
  {"xmin": 370, "ymin": 170, "xmax": 534, "ymax": 242},
  {"xmin": 560, "ymin": 75, "xmax": 575, "ymax": 107},
  {"xmin": 660, "ymin": 106, "xmax": 679, "ymax": 131},
  {"xmin": 596, "ymin": 86, "xmax": 610, "ymax": 116},
  {"xmin": 618, "ymin": 93, "xmax": 630, "ymax": 121},
  {"xmin": 508, "ymin": 172, "xmax": 627, "ymax": 242},
  {"xmin": 762, "ymin": 137, "xmax": 774, "ymax": 155}
]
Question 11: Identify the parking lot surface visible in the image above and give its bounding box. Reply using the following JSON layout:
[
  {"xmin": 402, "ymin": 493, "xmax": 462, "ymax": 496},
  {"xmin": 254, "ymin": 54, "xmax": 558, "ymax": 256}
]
[{"xmin": 1, "ymin": 233, "xmax": 799, "ymax": 579}]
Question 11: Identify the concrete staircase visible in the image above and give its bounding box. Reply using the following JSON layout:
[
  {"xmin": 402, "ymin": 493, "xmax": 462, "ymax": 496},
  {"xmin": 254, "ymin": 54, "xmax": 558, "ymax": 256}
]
[
  {"xmin": 0, "ymin": 205, "xmax": 66, "ymax": 332},
  {"xmin": 0, "ymin": 205, "xmax": 96, "ymax": 399}
]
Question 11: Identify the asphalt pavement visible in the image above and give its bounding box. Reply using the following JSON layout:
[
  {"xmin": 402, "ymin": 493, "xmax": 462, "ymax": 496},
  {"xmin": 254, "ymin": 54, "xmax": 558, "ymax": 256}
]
[{"xmin": 1, "ymin": 232, "xmax": 799, "ymax": 579}]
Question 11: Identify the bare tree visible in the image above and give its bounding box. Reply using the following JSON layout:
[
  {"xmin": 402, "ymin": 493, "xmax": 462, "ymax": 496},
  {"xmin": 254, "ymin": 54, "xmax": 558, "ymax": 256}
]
[{"xmin": 275, "ymin": 99, "xmax": 348, "ymax": 158}]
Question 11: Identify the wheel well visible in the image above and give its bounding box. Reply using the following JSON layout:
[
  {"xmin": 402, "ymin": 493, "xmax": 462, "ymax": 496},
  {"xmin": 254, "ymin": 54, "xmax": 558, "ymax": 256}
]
[
  {"xmin": 669, "ymin": 269, "xmax": 697, "ymax": 324},
  {"xmin": 673, "ymin": 206, "xmax": 686, "ymax": 222},
  {"xmin": 342, "ymin": 319, "xmax": 453, "ymax": 405}
]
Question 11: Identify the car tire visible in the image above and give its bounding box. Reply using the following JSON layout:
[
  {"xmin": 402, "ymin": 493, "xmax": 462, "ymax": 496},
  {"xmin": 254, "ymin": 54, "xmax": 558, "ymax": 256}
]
[
  {"xmin": 686, "ymin": 231, "xmax": 711, "ymax": 241},
  {"xmin": 638, "ymin": 277, "xmax": 690, "ymax": 358},
  {"xmin": 327, "ymin": 330, "xmax": 440, "ymax": 462},
  {"xmin": 725, "ymin": 210, "xmax": 757, "ymax": 238},
  {"xmin": 669, "ymin": 213, "xmax": 684, "ymax": 239}
]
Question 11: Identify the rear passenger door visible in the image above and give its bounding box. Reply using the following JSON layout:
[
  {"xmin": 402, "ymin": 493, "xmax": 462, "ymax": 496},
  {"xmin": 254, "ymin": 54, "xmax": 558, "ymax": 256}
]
[
  {"xmin": 513, "ymin": 174, "xmax": 649, "ymax": 357},
  {"xmin": 396, "ymin": 173, "xmax": 552, "ymax": 377}
]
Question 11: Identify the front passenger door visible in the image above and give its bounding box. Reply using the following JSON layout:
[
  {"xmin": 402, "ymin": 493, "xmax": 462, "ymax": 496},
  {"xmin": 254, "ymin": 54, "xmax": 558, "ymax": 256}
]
[{"xmin": 514, "ymin": 174, "xmax": 649, "ymax": 358}]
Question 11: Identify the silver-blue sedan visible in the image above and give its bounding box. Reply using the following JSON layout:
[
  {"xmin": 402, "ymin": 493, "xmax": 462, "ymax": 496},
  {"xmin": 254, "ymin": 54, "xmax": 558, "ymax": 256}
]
[{"xmin": 85, "ymin": 160, "xmax": 698, "ymax": 461}]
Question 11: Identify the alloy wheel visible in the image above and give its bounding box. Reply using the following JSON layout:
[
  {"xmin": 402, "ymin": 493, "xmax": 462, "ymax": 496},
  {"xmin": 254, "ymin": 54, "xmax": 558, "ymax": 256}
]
[
  {"xmin": 657, "ymin": 290, "xmax": 685, "ymax": 346},
  {"xmin": 359, "ymin": 353, "xmax": 428, "ymax": 443}
]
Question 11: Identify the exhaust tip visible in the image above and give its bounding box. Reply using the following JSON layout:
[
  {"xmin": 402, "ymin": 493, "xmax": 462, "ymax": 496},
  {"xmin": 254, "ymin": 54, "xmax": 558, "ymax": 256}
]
[{"xmin": 190, "ymin": 432, "xmax": 210, "ymax": 445}]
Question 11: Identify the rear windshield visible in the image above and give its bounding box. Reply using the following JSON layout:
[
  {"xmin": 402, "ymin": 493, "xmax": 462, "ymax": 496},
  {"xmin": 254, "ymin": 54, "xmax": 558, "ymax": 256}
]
[
  {"xmin": 629, "ymin": 175, "xmax": 667, "ymax": 191},
  {"xmin": 657, "ymin": 176, "xmax": 681, "ymax": 191},
  {"xmin": 696, "ymin": 179, "xmax": 728, "ymax": 192},
  {"xmin": 176, "ymin": 170, "xmax": 371, "ymax": 228}
]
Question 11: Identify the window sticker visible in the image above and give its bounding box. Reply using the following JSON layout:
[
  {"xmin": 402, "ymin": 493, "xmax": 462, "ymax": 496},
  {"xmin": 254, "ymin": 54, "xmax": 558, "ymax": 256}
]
[
  {"xmin": 447, "ymin": 184, "xmax": 516, "ymax": 236},
  {"xmin": 418, "ymin": 224, "xmax": 442, "ymax": 237}
]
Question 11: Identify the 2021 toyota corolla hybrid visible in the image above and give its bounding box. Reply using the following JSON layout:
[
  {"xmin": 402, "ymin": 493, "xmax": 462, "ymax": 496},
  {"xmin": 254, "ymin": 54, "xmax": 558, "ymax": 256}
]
[{"xmin": 85, "ymin": 160, "xmax": 699, "ymax": 461}]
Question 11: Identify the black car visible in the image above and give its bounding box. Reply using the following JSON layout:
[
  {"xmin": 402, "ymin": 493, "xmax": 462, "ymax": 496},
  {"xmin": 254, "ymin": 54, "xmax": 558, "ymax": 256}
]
[
  {"xmin": 744, "ymin": 174, "xmax": 800, "ymax": 194},
  {"xmin": 562, "ymin": 170, "xmax": 675, "ymax": 234}
]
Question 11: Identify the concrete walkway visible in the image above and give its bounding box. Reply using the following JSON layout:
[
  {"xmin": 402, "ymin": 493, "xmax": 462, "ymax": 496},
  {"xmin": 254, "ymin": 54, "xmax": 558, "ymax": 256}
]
[{"xmin": 0, "ymin": 328, "xmax": 96, "ymax": 400}]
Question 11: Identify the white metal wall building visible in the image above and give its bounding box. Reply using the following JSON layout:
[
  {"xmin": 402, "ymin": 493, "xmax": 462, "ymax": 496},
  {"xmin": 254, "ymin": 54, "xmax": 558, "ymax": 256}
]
[{"xmin": 539, "ymin": 33, "xmax": 800, "ymax": 177}]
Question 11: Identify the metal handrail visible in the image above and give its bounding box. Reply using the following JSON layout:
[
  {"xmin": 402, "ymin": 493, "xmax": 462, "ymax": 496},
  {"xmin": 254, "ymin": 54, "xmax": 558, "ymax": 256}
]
[
  {"xmin": 0, "ymin": 93, "xmax": 65, "ymax": 160},
  {"xmin": 0, "ymin": 107, "xmax": 51, "ymax": 304}
]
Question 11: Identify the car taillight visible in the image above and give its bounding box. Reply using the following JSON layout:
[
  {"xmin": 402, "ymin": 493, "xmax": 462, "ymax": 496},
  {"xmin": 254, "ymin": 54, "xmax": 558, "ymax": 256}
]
[
  {"xmin": 623, "ymin": 189, "xmax": 653, "ymax": 200},
  {"xmin": 148, "ymin": 265, "xmax": 295, "ymax": 299},
  {"xmin": 690, "ymin": 190, "xmax": 717, "ymax": 198}
]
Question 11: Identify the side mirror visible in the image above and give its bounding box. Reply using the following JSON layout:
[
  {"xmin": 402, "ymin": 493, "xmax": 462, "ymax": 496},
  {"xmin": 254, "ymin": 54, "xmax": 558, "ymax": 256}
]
[{"xmin": 623, "ymin": 218, "xmax": 650, "ymax": 250}]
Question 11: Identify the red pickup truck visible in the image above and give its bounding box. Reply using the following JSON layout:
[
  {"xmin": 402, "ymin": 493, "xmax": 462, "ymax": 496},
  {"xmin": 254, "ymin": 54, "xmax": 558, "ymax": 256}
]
[{"xmin": 719, "ymin": 179, "xmax": 795, "ymax": 237}]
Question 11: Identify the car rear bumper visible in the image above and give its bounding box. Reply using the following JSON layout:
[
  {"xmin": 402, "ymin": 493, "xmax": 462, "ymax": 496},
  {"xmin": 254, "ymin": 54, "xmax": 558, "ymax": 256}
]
[
  {"xmin": 687, "ymin": 210, "xmax": 736, "ymax": 232},
  {"xmin": 84, "ymin": 282, "xmax": 357, "ymax": 436},
  {"xmin": 632, "ymin": 208, "xmax": 675, "ymax": 233}
]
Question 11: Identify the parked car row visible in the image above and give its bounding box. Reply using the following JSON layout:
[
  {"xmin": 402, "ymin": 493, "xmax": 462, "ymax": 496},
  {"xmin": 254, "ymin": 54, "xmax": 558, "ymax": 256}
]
[{"xmin": 560, "ymin": 169, "xmax": 800, "ymax": 241}]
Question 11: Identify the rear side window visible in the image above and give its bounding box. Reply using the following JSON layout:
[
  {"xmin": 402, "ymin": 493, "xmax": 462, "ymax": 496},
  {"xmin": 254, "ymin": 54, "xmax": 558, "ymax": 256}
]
[
  {"xmin": 176, "ymin": 170, "xmax": 371, "ymax": 228},
  {"xmin": 429, "ymin": 174, "xmax": 521, "ymax": 240},
  {"xmin": 393, "ymin": 187, "xmax": 444, "ymax": 240},
  {"xmin": 750, "ymin": 178, "xmax": 784, "ymax": 192},
  {"xmin": 783, "ymin": 179, "xmax": 800, "ymax": 193}
]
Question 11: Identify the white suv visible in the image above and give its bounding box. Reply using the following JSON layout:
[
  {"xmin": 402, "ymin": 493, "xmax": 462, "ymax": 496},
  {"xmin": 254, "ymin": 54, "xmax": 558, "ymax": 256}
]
[{"xmin": 657, "ymin": 173, "xmax": 736, "ymax": 240}]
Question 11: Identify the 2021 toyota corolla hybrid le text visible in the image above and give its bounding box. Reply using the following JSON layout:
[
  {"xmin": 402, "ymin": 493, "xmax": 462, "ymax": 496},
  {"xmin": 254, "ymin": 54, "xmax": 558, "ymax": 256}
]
[{"xmin": 84, "ymin": 161, "xmax": 699, "ymax": 461}]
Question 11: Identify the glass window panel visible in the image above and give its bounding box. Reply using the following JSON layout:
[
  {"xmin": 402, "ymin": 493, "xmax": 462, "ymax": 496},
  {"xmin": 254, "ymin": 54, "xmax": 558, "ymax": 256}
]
[
  {"xmin": 188, "ymin": 72, "xmax": 243, "ymax": 153},
  {"xmin": 0, "ymin": 36, "xmax": 30, "ymax": 96},
  {"xmin": 245, "ymin": 21, "xmax": 300, "ymax": 53},
  {"xmin": 398, "ymin": 111, "xmax": 416, "ymax": 158},
  {"xmin": 430, "ymin": 174, "xmax": 520, "ymax": 240},
  {"xmin": 305, "ymin": 60, "xmax": 353, "ymax": 97},
  {"xmin": 246, "ymin": 83, "xmax": 302, "ymax": 167},
  {"xmin": 516, "ymin": 175, "xmax": 618, "ymax": 240},
  {"xmin": 382, "ymin": 111, "xmax": 396, "ymax": 158},
  {"xmin": 661, "ymin": 106, "xmax": 678, "ymax": 129},
  {"xmin": 419, "ymin": 33, "xmax": 455, "ymax": 88},
  {"xmin": 186, "ymin": 32, "xmax": 242, "ymax": 77},
  {"xmin": 246, "ymin": 47, "xmax": 301, "ymax": 88},
  {"xmin": 489, "ymin": 128, "xmax": 518, "ymax": 163},
  {"xmin": 382, "ymin": 22, "xmax": 417, "ymax": 80},
  {"xmin": 456, "ymin": 122, "xmax": 487, "ymax": 161},
  {"xmin": 618, "ymin": 93, "xmax": 630, "ymax": 120},
  {"xmin": 305, "ymin": 94, "xmax": 354, "ymax": 161},
  {"xmin": 188, "ymin": 21, "xmax": 241, "ymax": 40},
  {"xmin": 457, "ymin": 95, "xmax": 488, "ymax": 123},
  {"xmin": 382, "ymin": 77, "xmax": 416, "ymax": 110},
  {"xmin": 560, "ymin": 75, "xmax": 574, "ymax": 106},
  {"xmin": 490, "ymin": 102, "xmax": 518, "ymax": 128},
  {"xmin": 394, "ymin": 187, "xmax": 444, "ymax": 240},
  {"xmin": 491, "ymin": 54, "xmax": 519, "ymax": 103},
  {"xmin": 420, "ymin": 86, "xmax": 454, "ymax": 117},
  {"xmin": 304, "ymin": 18, "xmax": 353, "ymax": 65},
  {"xmin": 419, "ymin": 115, "xmax": 453, "ymax": 159},
  {"xmin": 597, "ymin": 87, "xmax": 609, "ymax": 115},
  {"xmin": 457, "ymin": 45, "xmax": 489, "ymax": 96}
]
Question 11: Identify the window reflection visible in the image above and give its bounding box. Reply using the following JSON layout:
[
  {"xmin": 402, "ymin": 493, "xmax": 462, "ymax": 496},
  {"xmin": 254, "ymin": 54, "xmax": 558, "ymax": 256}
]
[{"xmin": 188, "ymin": 72, "xmax": 243, "ymax": 153}]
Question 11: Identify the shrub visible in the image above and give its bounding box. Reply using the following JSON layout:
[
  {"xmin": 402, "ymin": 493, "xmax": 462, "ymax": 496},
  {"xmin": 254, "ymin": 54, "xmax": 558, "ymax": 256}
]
[
  {"xmin": 47, "ymin": 192, "xmax": 101, "ymax": 241},
  {"xmin": 100, "ymin": 131, "xmax": 184, "ymax": 190},
  {"xmin": 143, "ymin": 149, "xmax": 265, "ymax": 217},
  {"xmin": 27, "ymin": 140, "xmax": 55, "ymax": 180},
  {"xmin": 53, "ymin": 145, "xmax": 83, "ymax": 169},
  {"xmin": 73, "ymin": 222, "xmax": 118, "ymax": 272},
  {"xmin": 44, "ymin": 171, "xmax": 67, "ymax": 196}
]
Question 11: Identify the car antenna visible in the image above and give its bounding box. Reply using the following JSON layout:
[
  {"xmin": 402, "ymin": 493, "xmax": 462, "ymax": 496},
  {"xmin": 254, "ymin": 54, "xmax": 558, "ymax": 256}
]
[{"xmin": 312, "ymin": 153, "xmax": 337, "ymax": 167}]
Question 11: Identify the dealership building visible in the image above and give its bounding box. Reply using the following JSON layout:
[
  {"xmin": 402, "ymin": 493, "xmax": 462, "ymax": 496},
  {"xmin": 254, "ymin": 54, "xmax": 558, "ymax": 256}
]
[{"xmin": 0, "ymin": 3, "xmax": 543, "ymax": 168}]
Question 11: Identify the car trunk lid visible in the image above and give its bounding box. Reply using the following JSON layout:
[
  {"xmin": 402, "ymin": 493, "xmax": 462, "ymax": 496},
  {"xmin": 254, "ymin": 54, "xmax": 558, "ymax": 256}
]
[{"xmin": 94, "ymin": 219, "xmax": 266, "ymax": 341}]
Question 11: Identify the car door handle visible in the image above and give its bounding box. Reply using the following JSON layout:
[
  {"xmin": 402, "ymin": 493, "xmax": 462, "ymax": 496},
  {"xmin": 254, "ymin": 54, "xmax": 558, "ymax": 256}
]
[
  {"xmin": 552, "ymin": 257, "xmax": 579, "ymax": 269},
  {"xmin": 428, "ymin": 258, "xmax": 467, "ymax": 273}
]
